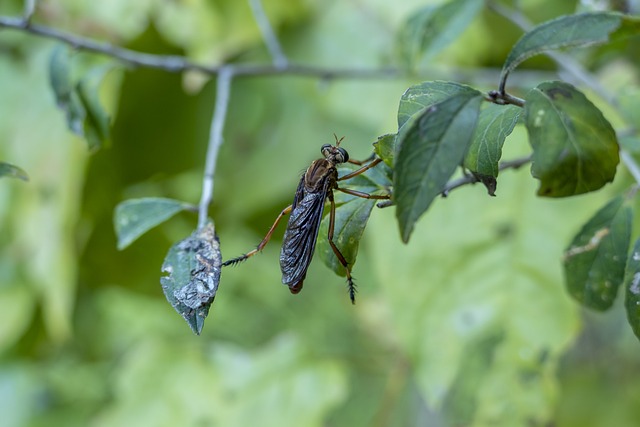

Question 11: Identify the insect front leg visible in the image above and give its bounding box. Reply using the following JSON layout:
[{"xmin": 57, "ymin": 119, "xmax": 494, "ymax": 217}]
[
  {"xmin": 222, "ymin": 205, "xmax": 293, "ymax": 266},
  {"xmin": 346, "ymin": 152, "xmax": 376, "ymax": 166},
  {"xmin": 338, "ymin": 157, "xmax": 383, "ymax": 181},
  {"xmin": 337, "ymin": 187, "xmax": 390, "ymax": 200},
  {"xmin": 327, "ymin": 191, "xmax": 357, "ymax": 304}
]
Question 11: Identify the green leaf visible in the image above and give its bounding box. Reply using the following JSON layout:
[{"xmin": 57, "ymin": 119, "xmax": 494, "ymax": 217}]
[
  {"xmin": 160, "ymin": 222, "xmax": 221, "ymax": 335},
  {"xmin": 624, "ymin": 238, "xmax": 640, "ymax": 341},
  {"xmin": 0, "ymin": 162, "xmax": 29, "ymax": 181},
  {"xmin": 563, "ymin": 196, "xmax": 631, "ymax": 310},
  {"xmin": 317, "ymin": 163, "xmax": 391, "ymax": 276},
  {"xmin": 523, "ymin": 81, "xmax": 619, "ymax": 197},
  {"xmin": 394, "ymin": 88, "xmax": 483, "ymax": 242},
  {"xmin": 318, "ymin": 198, "xmax": 375, "ymax": 277},
  {"xmin": 373, "ymin": 133, "xmax": 396, "ymax": 167},
  {"xmin": 77, "ymin": 68, "xmax": 112, "ymax": 151},
  {"xmin": 398, "ymin": 80, "xmax": 474, "ymax": 129},
  {"xmin": 48, "ymin": 45, "xmax": 85, "ymax": 135},
  {"xmin": 114, "ymin": 197, "xmax": 193, "ymax": 250},
  {"xmin": 397, "ymin": 0, "xmax": 483, "ymax": 68},
  {"xmin": 500, "ymin": 12, "xmax": 640, "ymax": 91},
  {"xmin": 464, "ymin": 104, "xmax": 521, "ymax": 178}
]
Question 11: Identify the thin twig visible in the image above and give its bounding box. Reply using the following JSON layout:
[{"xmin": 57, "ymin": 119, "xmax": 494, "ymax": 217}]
[
  {"xmin": 198, "ymin": 66, "xmax": 234, "ymax": 229},
  {"xmin": 0, "ymin": 14, "xmax": 560, "ymax": 85},
  {"xmin": 248, "ymin": 0, "xmax": 288, "ymax": 68},
  {"xmin": 487, "ymin": 90, "xmax": 526, "ymax": 107},
  {"xmin": 0, "ymin": 16, "xmax": 199, "ymax": 71},
  {"xmin": 377, "ymin": 155, "xmax": 533, "ymax": 208},
  {"xmin": 443, "ymin": 155, "xmax": 532, "ymax": 194}
]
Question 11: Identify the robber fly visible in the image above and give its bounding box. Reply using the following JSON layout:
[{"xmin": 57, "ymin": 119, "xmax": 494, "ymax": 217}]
[{"xmin": 223, "ymin": 136, "xmax": 389, "ymax": 304}]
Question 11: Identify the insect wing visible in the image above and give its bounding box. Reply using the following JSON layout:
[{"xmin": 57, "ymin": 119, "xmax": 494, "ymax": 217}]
[{"xmin": 280, "ymin": 178, "xmax": 329, "ymax": 287}]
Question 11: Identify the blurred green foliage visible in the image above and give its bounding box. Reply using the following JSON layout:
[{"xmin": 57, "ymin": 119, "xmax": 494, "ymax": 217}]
[{"xmin": 1, "ymin": 0, "xmax": 640, "ymax": 426}]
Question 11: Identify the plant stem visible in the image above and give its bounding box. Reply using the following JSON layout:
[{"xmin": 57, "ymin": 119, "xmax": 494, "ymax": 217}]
[
  {"xmin": 198, "ymin": 67, "xmax": 234, "ymax": 230},
  {"xmin": 443, "ymin": 155, "xmax": 532, "ymax": 194}
]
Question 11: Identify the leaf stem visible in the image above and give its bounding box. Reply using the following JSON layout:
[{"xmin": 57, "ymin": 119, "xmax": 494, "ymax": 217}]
[
  {"xmin": 487, "ymin": 90, "xmax": 525, "ymax": 107},
  {"xmin": 198, "ymin": 66, "xmax": 234, "ymax": 230}
]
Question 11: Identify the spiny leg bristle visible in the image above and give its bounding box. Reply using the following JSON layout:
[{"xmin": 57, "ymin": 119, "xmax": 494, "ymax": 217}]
[
  {"xmin": 347, "ymin": 278, "xmax": 357, "ymax": 305},
  {"xmin": 221, "ymin": 255, "xmax": 249, "ymax": 267}
]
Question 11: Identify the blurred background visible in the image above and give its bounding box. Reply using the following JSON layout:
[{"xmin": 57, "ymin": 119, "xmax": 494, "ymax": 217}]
[{"xmin": 1, "ymin": 0, "xmax": 640, "ymax": 426}]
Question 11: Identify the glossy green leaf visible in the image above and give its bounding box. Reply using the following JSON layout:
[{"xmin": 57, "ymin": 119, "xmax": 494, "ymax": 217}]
[
  {"xmin": 397, "ymin": 0, "xmax": 483, "ymax": 68},
  {"xmin": 77, "ymin": 68, "xmax": 111, "ymax": 151},
  {"xmin": 318, "ymin": 163, "xmax": 391, "ymax": 276},
  {"xmin": 160, "ymin": 222, "xmax": 221, "ymax": 335},
  {"xmin": 563, "ymin": 196, "xmax": 631, "ymax": 310},
  {"xmin": 464, "ymin": 104, "xmax": 521, "ymax": 178},
  {"xmin": 395, "ymin": 89, "xmax": 483, "ymax": 242},
  {"xmin": 114, "ymin": 197, "xmax": 193, "ymax": 250},
  {"xmin": 398, "ymin": 80, "xmax": 474, "ymax": 128},
  {"xmin": 500, "ymin": 12, "xmax": 640, "ymax": 91},
  {"xmin": 373, "ymin": 133, "xmax": 396, "ymax": 167},
  {"xmin": 48, "ymin": 45, "xmax": 84, "ymax": 135},
  {"xmin": 524, "ymin": 81, "xmax": 618, "ymax": 197},
  {"xmin": 624, "ymin": 238, "xmax": 640, "ymax": 341},
  {"xmin": 0, "ymin": 162, "xmax": 29, "ymax": 181}
]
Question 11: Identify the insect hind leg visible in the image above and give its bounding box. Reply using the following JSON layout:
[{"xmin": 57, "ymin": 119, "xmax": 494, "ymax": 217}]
[
  {"xmin": 327, "ymin": 191, "xmax": 357, "ymax": 304},
  {"xmin": 221, "ymin": 205, "xmax": 292, "ymax": 267},
  {"xmin": 327, "ymin": 237, "xmax": 357, "ymax": 304}
]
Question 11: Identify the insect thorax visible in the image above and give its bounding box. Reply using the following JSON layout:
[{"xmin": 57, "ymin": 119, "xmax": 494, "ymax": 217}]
[{"xmin": 304, "ymin": 159, "xmax": 337, "ymax": 192}]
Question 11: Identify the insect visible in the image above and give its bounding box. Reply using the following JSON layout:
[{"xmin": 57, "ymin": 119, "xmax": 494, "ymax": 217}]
[{"xmin": 223, "ymin": 136, "xmax": 389, "ymax": 304}]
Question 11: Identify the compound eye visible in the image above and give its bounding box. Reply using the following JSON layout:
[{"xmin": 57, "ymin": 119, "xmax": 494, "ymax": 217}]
[
  {"xmin": 321, "ymin": 143, "xmax": 332, "ymax": 156},
  {"xmin": 336, "ymin": 147, "xmax": 349, "ymax": 163}
]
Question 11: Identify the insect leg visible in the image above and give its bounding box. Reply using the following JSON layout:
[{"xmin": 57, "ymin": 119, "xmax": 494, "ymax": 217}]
[
  {"xmin": 338, "ymin": 157, "xmax": 383, "ymax": 181},
  {"xmin": 337, "ymin": 187, "xmax": 390, "ymax": 200},
  {"xmin": 347, "ymin": 152, "xmax": 376, "ymax": 166},
  {"xmin": 222, "ymin": 205, "xmax": 293, "ymax": 266},
  {"xmin": 327, "ymin": 191, "xmax": 357, "ymax": 304}
]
